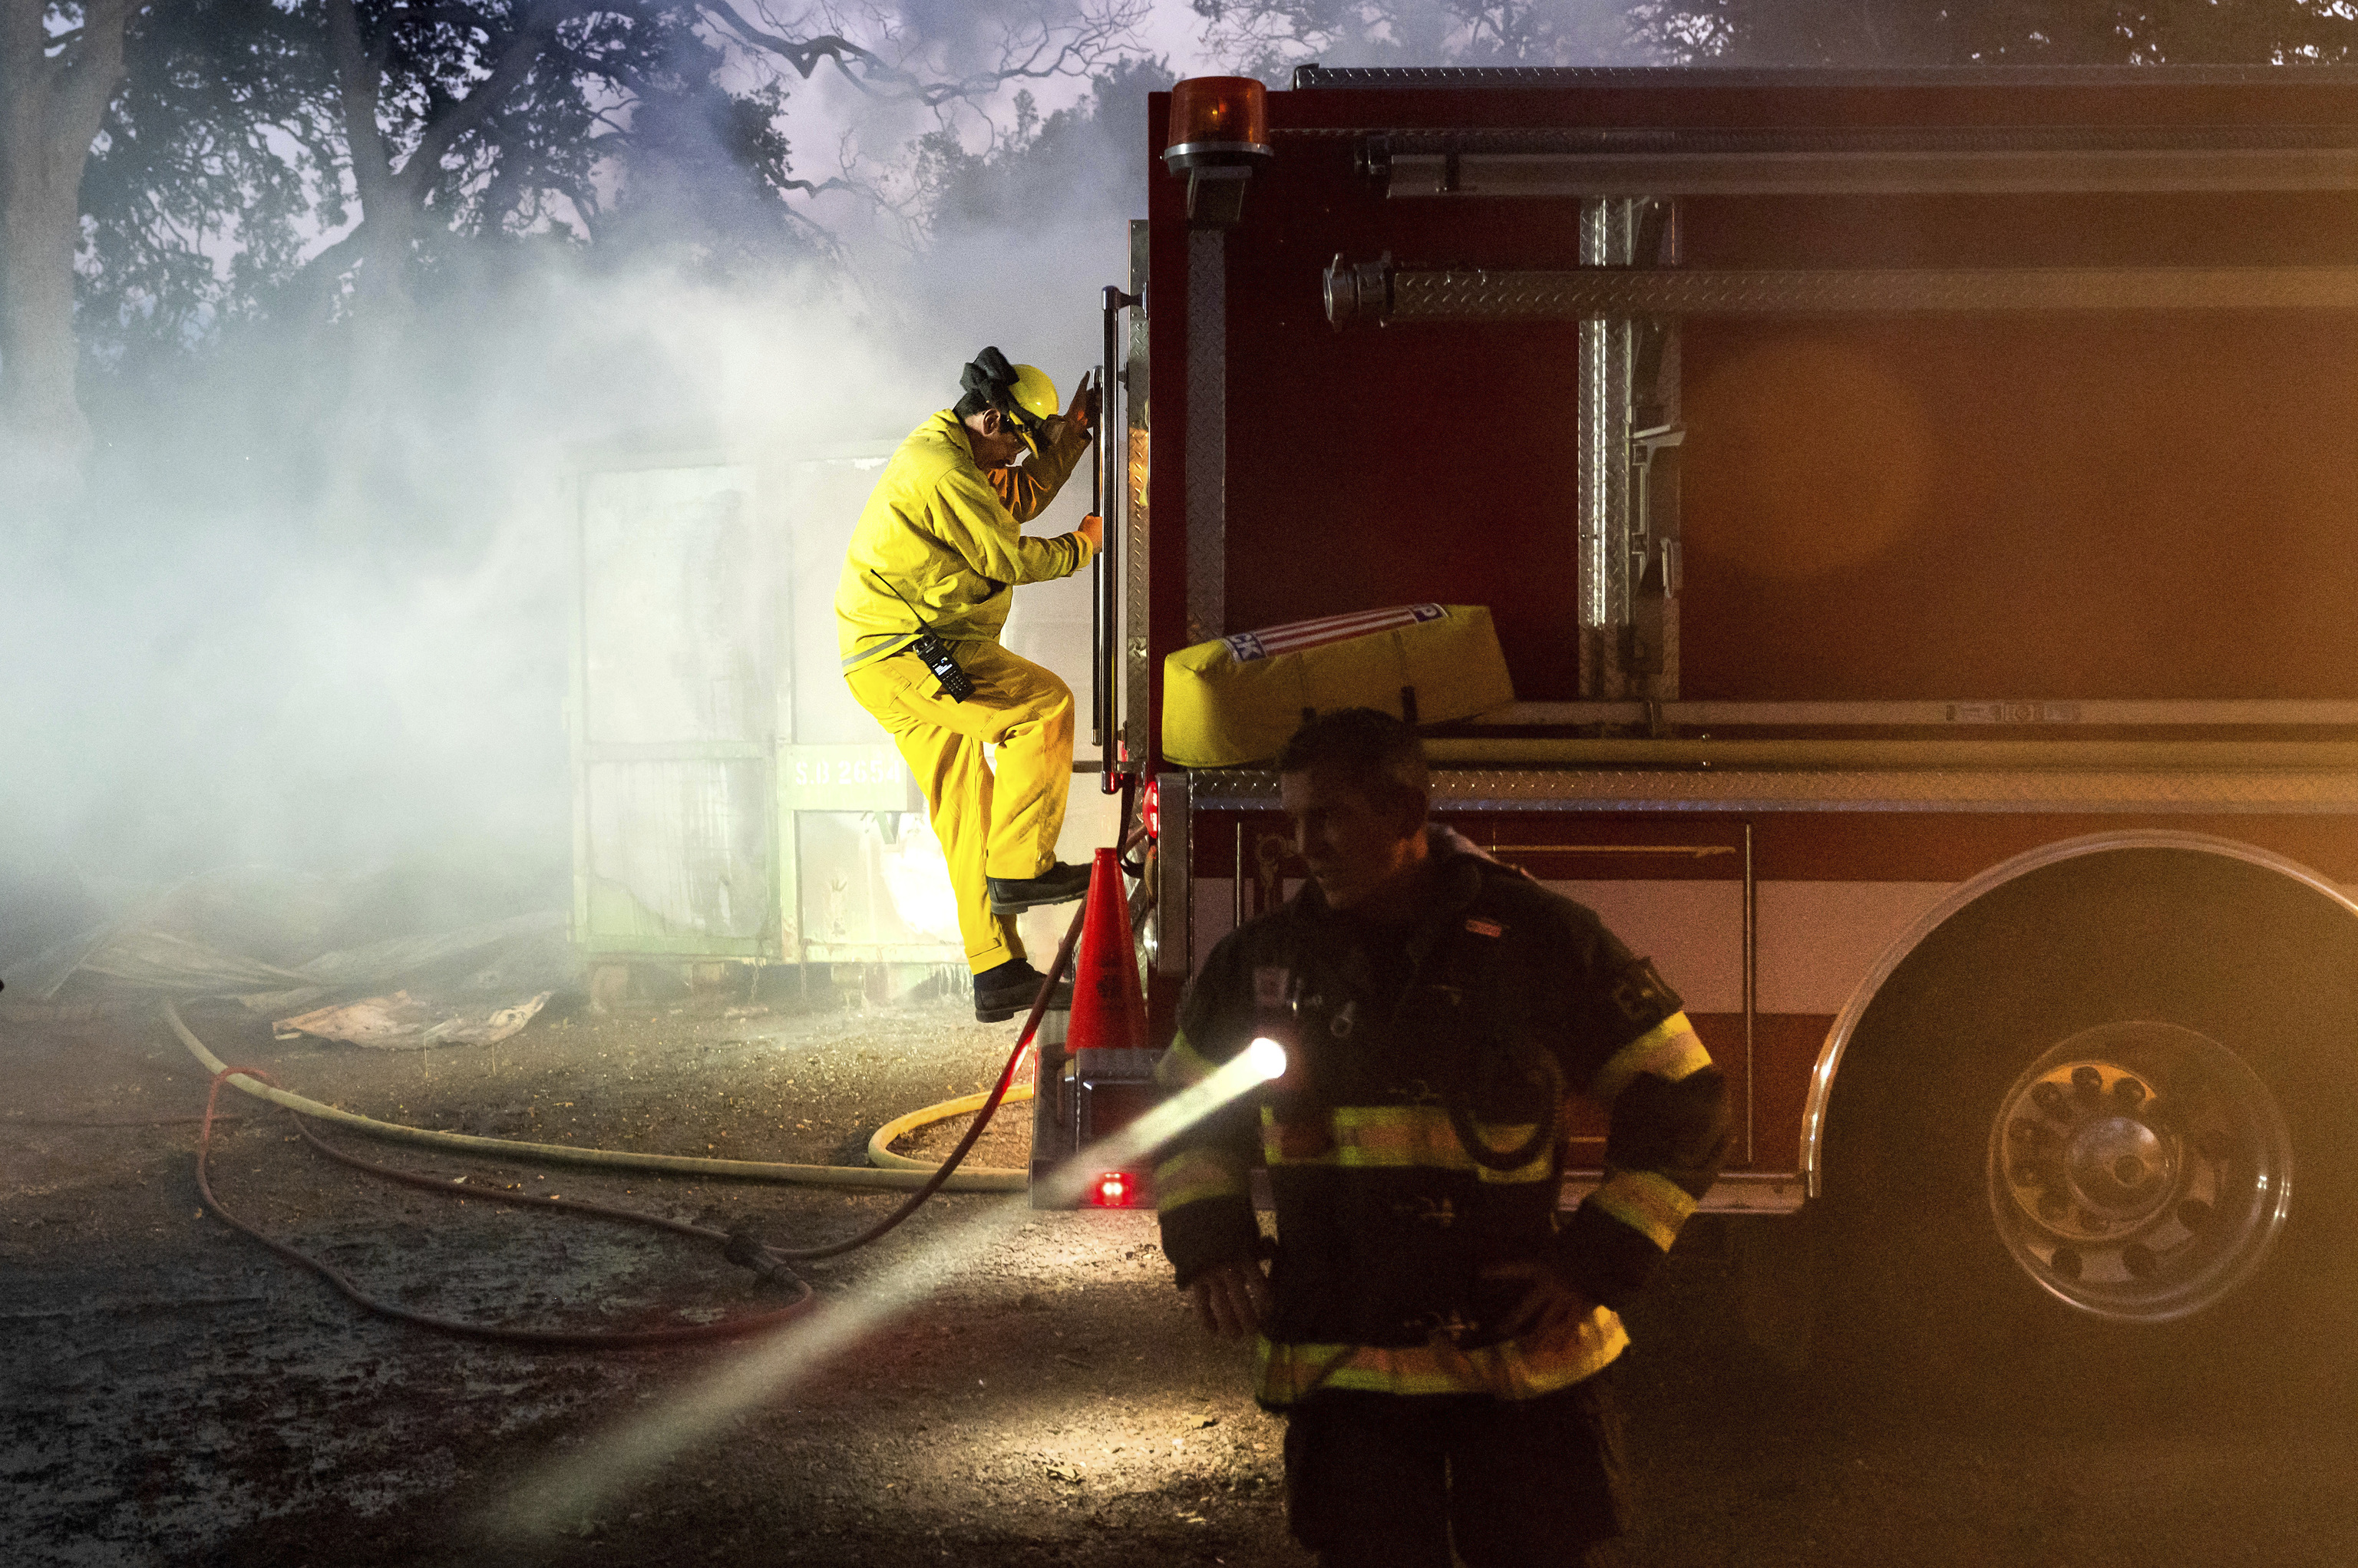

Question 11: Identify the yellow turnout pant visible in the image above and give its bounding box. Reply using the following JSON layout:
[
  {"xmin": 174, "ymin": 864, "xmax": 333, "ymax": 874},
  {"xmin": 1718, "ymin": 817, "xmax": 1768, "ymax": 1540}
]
[{"xmin": 844, "ymin": 639, "xmax": 1075, "ymax": 974}]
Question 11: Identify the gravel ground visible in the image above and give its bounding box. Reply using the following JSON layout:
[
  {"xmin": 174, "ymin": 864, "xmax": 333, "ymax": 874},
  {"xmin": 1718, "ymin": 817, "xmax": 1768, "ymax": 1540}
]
[{"xmin": 6, "ymin": 985, "xmax": 2358, "ymax": 1566}]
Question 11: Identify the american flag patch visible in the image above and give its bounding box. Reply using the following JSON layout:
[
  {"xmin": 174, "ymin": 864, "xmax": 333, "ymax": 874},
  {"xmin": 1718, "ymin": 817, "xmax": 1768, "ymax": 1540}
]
[
  {"xmin": 1220, "ymin": 603, "xmax": 1448, "ymax": 664},
  {"xmin": 1465, "ymin": 918, "xmax": 1504, "ymax": 939}
]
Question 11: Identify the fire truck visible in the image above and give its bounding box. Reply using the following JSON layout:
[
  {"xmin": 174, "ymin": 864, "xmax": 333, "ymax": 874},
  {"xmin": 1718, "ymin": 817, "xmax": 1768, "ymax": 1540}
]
[{"xmin": 1039, "ymin": 62, "xmax": 2358, "ymax": 1358}]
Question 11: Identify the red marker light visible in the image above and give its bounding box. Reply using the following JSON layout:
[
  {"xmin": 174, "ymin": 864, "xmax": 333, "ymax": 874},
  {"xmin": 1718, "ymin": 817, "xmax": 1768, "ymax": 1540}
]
[
  {"xmin": 1142, "ymin": 777, "xmax": 1160, "ymax": 842},
  {"xmin": 1092, "ymin": 1173, "xmax": 1134, "ymax": 1208}
]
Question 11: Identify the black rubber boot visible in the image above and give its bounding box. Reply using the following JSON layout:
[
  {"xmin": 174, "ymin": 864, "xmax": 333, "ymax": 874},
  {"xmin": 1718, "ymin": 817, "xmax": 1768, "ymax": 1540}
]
[
  {"xmin": 986, "ymin": 860, "xmax": 1093, "ymax": 913},
  {"xmin": 973, "ymin": 961, "xmax": 1074, "ymax": 1024}
]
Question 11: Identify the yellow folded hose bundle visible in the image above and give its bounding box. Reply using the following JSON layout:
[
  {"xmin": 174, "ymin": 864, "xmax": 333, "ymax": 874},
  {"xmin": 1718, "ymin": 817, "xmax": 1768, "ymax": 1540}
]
[{"xmin": 1161, "ymin": 602, "xmax": 1516, "ymax": 767}]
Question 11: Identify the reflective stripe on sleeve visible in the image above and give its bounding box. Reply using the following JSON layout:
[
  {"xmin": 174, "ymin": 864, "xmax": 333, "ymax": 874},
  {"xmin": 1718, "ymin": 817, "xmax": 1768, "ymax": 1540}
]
[
  {"xmin": 1154, "ymin": 1147, "xmax": 1249, "ymax": 1213},
  {"xmin": 1155, "ymin": 1031, "xmax": 1222, "ymax": 1091},
  {"xmin": 1588, "ymin": 1166, "xmax": 1699, "ymax": 1253},
  {"xmin": 1253, "ymin": 1308, "xmax": 1630, "ymax": 1407},
  {"xmin": 1258, "ymin": 1104, "xmax": 1555, "ymax": 1185},
  {"xmin": 1588, "ymin": 1012, "xmax": 1712, "ymax": 1105}
]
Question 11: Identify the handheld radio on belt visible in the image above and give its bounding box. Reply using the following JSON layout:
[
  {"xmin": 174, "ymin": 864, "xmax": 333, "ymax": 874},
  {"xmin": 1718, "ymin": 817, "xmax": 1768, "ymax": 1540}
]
[{"xmin": 872, "ymin": 572, "xmax": 976, "ymax": 702}]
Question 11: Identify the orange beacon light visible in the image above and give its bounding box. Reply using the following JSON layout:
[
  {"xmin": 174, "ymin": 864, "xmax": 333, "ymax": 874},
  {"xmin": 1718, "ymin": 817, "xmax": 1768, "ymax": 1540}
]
[{"xmin": 1164, "ymin": 76, "xmax": 1273, "ymax": 226}]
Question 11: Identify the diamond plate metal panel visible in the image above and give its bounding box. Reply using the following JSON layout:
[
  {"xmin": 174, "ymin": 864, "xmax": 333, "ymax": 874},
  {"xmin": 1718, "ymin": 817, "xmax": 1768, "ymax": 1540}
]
[
  {"xmin": 1388, "ymin": 147, "xmax": 2358, "ymax": 197},
  {"xmin": 1371, "ymin": 125, "xmax": 2358, "ymax": 158},
  {"xmin": 1185, "ymin": 228, "xmax": 1226, "ymax": 646},
  {"xmin": 1156, "ymin": 772, "xmax": 1192, "ymax": 975},
  {"xmin": 1125, "ymin": 220, "xmax": 1152, "ymax": 771},
  {"xmin": 1290, "ymin": 63, "xmax": 2358, "ymax": 90},
  {"xmin": 1187, "ymin": 767, "xmax": 2358, "ymax": 814},
  {"xmin": 1575, "ymin": 200, "xmax": 1638, "ymax": 700},
  {"xmin": 1385, "ymin": 266, "xmax": 2358, "ymax": 322}
]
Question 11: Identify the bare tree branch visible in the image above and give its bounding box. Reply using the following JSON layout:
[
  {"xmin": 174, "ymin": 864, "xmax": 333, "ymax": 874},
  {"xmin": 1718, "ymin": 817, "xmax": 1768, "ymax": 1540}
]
[
  {"xmin": 288, "ymin": 220, "xmax": 372, "ymax": 292},
  {"xmin": 394, "ymin": 0, "xmax": 576, "ymax": 200},
  {"xmin": 53, "ymin": 0, "xmax": 138, "ymax": 162},
  {"xmin": 704, "ymin": 3, "xmax": 890, "ymax": 85},
  {"xmin": 705, "ymin": 0, "xmax": 1144, "ymax": 109},
  {"xmin": 325, "ymin": 0, "xmax": 398, "ymax": 216}
]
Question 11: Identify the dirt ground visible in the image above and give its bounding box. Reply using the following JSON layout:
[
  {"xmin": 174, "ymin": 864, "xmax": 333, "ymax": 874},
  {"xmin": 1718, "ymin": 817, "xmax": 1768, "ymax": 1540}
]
[{"xmin": 8, "ymin": 984, "xmax": 2358, "ymax": 1567}]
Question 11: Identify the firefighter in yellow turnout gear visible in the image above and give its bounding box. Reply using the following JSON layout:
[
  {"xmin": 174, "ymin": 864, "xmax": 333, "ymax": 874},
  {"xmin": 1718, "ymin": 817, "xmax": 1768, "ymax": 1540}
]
[
  {"xmin": 837, "ymin": 348, "xmax": 1104, "ymax": 1022},
  {"xmin": 1154, "ymin": 709, "xmax": 1731, "ymax": 1568}
]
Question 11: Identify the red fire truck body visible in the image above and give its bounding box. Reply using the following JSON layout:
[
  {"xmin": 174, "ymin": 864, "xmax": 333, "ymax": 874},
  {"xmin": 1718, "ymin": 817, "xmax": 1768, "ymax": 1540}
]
[{"xmin": 1096, "ymin": 65, "xmax": 2358, "ymax": 1333}]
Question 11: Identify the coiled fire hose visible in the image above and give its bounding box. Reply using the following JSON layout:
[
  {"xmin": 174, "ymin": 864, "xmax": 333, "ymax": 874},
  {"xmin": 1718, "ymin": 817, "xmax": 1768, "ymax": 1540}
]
[
  {"xmin": 190, "ymin": 1062, "xmax": 817, "ymax": 1347},
  {"xmin": 167, "ymin": 902, "xmax": 1088, "ymax": 1345}
]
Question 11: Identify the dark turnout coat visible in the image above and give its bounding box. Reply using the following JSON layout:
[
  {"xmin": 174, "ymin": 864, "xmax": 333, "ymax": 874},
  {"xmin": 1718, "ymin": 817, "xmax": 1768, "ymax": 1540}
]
[{"xmin": 1153, "ymin": 830, "xmax": 1731, "ymax": 1410}]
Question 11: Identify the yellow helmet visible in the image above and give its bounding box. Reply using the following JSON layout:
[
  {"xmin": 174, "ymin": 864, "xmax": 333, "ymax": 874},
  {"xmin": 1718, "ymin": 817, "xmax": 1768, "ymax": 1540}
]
[
  {"xmin": 999, "ymin": 364, "xmax": 1058, "ymax": 457},
  {"xmin": 1006, "ymin": 363, "xmax": 1058, "ymax": 426},
  {"xmin": 959, "ymin": 348, "xmax": 1059, "ymax": 455}
]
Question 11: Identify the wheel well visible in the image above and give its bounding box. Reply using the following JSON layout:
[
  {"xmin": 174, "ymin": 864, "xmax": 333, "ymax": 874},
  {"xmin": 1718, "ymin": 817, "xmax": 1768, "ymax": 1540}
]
[{"xmin": 1801, "ymin": 830, "xmax": 2358, "ymax": 1196}]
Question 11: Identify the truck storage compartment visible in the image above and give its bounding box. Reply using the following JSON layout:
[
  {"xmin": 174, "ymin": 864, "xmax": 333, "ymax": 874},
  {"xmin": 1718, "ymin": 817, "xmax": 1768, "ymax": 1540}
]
[{"xmin": 1171, "ymin": 78, "xmax": 2358, "ymax": 714}]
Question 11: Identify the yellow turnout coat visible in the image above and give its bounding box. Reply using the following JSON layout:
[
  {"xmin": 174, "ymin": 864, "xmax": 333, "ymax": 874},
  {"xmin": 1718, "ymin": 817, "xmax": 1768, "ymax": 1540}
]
[
  {"xmin": 836, "ymin": 410, "xmax": 1095, "ymax": 669},
  {"xmin": 833, "ymin": 408, "xmax": 1097, "ymax": 974}
]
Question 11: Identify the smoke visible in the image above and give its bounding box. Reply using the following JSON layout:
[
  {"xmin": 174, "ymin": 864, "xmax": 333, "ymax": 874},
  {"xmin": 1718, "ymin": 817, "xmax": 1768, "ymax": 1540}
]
[
  {"xmin": 0, "ymin": 18, "xmax": 1171, "ymax": 972},
  {"xmin": 1192, "ymin": 0, "xmax": 1643, "ymax": 79}
]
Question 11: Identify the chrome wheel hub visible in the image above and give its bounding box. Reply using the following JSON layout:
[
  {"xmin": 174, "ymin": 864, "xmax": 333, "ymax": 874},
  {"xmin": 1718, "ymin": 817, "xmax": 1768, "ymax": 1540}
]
[{"xmin": 1986, "ymin": 1021, "xmax": 2292, "ymax": 1322}]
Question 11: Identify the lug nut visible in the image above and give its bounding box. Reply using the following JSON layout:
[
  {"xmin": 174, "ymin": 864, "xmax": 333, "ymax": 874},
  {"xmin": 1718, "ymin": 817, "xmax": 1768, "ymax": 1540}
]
[
  {"xmin": 2112, "ymin": 1078, "xmax": 2147, "ymax": 1109},
  {"xmin": 2050, "ymin": 1246, "xmax": 2083, "ymax": 1280},
  {"xmin": 2033, "ymin": 1082, "xmax": 2070, "ymax": 1119},
  {"xmin": 2122, "ymin": 1243, "xmax": 2157, "ymax": 1279},
  {"xmin": 2038, "ymin": 1190, "xmax": 2071, "ymax": 1222},
  {"xmin": 2176, "ymin": 1198, "xmax": 2214, "ymax": 1230},
  {"xmin": 2072, "ymin": 1065, "xmax": 2105, "ymax": 1101}
]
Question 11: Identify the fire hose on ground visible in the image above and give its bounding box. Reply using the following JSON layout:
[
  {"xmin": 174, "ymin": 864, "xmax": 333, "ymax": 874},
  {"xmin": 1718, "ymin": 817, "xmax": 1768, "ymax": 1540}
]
[{"xmin": 158, "ymin": 901, "xmax": 1088, "ymax": 1347}]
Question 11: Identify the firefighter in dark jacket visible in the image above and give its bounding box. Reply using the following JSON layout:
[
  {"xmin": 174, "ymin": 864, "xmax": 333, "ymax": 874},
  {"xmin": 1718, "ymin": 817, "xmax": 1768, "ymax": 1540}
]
[{"xmin": 1152, "ymin": 708, "xmax": 1731, "ymax": 1568}]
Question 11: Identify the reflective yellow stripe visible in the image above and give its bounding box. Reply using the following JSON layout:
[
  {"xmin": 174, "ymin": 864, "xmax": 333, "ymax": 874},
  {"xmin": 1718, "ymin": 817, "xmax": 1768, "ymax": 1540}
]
[
  {"xmin": 1259, "ymin": 1104, "xmax": 1554, "ymax": 1185},
  {"xmin": 1154, "ymin": 1147, "xmax": 1248, "ymax": 1212},
  {"xmin": 1156, "ymin": 1031, "xmax": 1221, "ymax": 1091},
  {"xmin": 1252, "ymin": 1309, "xmax": 1629, "ymax": 1406},
  {"xmin": 1589, "ymin": 1167, "xmax": 1696, "ymax": 1253},
  {"xmin": 838, "ymin": 632, "xmax": 923, "ymax": 671},
  {"xmin": 1589, "ymin": 1012, "xmax": 1711, "ymax": 1104}
]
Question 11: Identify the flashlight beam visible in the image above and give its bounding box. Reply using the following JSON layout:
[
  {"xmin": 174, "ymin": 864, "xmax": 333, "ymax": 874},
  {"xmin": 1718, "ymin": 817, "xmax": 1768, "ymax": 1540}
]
[
  {"xmin": 1029, "ymin": 1038, "xmax": 1286, "ymax": 1210},
  {"xmin": 490, "ymin": 1032, "xmax": 1284, "ymax": 1540}
]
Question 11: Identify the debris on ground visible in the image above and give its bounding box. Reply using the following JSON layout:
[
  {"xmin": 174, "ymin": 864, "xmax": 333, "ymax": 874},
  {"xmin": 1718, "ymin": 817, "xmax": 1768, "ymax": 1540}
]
[
  {"xmin": 8, "ymin": 984, "xmax": 2358, "ymax": 1566},
  {"xmin": 0, "ymin": 861, "xmax": 576, "ymax": 1041},
  {"xmin": 272, "ymin": 988, "xmax": 554, "ymax": 1048}
]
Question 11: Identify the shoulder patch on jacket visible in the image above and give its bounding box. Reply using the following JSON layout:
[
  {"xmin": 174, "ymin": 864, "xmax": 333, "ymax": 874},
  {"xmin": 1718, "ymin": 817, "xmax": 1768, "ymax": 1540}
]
[
  {"xmin": 1253, "ymin": 966, "xmax": 1290, "ymax": 1008},
  {"xmin": 1609, "ymin": 956, "xmax": 1683, "ymax": 1028}
]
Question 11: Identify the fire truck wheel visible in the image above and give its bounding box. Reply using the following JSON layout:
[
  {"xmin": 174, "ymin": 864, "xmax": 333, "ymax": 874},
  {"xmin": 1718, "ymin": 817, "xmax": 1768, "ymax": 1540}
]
[
  {"xmin": 1982, "ymin": 1021, "xmax": 2291, "ymax": 1324},
  {"xmin": 1814, "ymin": 846, "xmax": 2358, "ymax": 1396}
]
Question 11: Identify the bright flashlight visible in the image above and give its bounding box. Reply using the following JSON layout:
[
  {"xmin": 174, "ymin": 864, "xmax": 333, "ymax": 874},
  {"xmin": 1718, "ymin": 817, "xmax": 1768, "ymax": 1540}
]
[{"xmin": 1247, "ymin": 1036, "xmax": 1288, "ymax": 1081}]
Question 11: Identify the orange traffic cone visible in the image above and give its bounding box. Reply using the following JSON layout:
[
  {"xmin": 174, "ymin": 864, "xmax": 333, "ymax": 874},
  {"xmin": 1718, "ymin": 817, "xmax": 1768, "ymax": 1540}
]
[{"xmin": 1065, "ymin": 847, "xmax": 1146, "ymax": 1062}]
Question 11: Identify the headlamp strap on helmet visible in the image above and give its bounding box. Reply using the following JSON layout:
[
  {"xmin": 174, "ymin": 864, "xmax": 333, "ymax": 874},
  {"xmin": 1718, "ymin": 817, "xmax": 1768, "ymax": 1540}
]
[{"xmin": 958, "ymin": 346, "xmax": 1044, "ymax": 438}]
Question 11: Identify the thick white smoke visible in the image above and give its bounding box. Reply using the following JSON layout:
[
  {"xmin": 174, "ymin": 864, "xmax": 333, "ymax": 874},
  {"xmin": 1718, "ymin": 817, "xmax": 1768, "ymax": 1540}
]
[{"xmin": 0, "ymin": 40, "xmax": 1147, "ymax": 973}]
